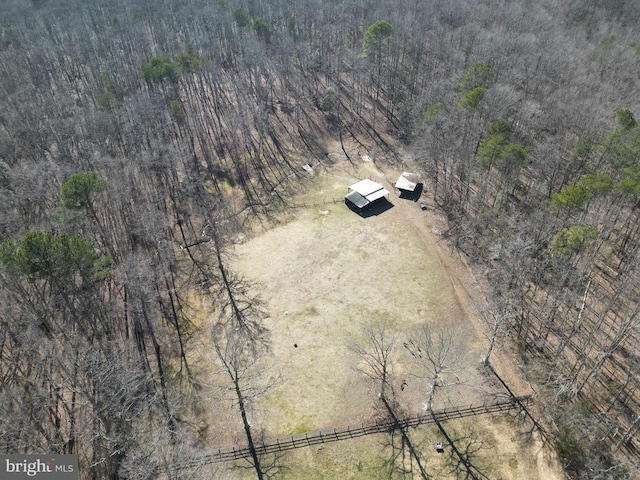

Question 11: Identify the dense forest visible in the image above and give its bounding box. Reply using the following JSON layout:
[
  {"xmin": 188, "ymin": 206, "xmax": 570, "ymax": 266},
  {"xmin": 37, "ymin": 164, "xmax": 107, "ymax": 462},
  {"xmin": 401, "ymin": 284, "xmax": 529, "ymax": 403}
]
[{"xmin": 1, "ymin": 0, "xmax": 639, "ymax": 478}]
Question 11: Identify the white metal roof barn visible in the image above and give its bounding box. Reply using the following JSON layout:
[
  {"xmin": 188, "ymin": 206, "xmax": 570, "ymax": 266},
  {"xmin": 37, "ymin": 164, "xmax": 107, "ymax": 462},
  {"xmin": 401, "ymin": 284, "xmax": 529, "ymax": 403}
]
[
  {"xmin": 394, "ymin": 172, "xmax": 420, "ymax": 192},
  {"xmin": 344, "ymin": 179, "xmax": 390, "ymax": 210}
]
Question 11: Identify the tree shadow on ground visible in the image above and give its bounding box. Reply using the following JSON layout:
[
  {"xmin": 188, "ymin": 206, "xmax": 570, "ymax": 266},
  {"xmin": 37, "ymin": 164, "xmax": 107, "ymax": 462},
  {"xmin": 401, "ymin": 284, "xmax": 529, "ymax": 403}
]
[{"xmin": 433, "ymin": 415, "xmax": 491, "ymax": 480}]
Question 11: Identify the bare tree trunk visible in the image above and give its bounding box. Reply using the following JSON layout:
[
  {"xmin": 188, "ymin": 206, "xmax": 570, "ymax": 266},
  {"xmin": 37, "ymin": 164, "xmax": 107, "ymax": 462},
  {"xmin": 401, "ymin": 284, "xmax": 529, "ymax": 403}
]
[
  {"xmin": 212, "ymin": 327, "xmax": 269, "ymax": 480},
  {"xmin": 233, "ymin": 370, "xmax": 264, "ymax": 480}
]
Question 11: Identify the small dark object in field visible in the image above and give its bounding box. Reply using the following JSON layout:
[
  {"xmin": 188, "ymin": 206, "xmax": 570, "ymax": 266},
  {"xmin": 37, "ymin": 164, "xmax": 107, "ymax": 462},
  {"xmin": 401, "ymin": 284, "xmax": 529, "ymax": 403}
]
[{"xmin": 420, "ymin": 202, "xmax": 427, "ymax": 210}]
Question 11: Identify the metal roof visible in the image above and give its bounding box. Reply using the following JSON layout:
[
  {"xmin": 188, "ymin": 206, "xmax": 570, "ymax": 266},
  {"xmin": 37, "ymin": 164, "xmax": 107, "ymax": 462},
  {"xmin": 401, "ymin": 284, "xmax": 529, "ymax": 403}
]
[
  {"xmin": 394, "ymin": 172, "xmax": 420, "ymax": 191},
  {"xmin": 346, "ymin": 180, "xmax": 390, "ymax": 208},
  {"xmin": 345, "ymin": 190, "xmax": 370, "ymax": 208}
]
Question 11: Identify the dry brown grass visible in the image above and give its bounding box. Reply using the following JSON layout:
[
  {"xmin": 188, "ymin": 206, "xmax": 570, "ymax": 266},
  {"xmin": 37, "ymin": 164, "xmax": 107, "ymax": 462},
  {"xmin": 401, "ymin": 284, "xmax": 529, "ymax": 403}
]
[{"xmin": 192, "ymin": 151, "xmax": 564, "ymax": 479}]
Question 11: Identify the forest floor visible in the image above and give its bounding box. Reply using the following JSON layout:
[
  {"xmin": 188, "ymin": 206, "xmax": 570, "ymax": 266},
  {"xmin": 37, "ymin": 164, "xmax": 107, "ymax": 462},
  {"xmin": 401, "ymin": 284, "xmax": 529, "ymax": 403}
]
[{"xmin": 198, "ymin": 145, "xmax": 565, "ymax": 479}]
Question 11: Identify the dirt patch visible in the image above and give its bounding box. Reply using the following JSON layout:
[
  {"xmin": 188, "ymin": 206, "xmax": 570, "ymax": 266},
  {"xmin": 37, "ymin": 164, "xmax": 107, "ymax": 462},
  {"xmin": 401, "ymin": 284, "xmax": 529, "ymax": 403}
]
[{"xmin": 210, "ymin": 155, "xmax": 563, "ymax": 479}]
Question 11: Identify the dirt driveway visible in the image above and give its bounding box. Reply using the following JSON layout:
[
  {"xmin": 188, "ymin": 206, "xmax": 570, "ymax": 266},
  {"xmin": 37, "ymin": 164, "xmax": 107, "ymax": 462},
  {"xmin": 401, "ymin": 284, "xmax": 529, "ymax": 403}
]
[{"xmin": 225, "ymin": 157, "xmax": 564, "ymax": 479}]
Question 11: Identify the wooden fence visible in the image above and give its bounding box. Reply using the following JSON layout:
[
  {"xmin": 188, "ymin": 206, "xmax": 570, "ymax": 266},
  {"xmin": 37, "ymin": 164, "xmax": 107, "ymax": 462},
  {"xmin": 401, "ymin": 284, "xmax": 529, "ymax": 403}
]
[{"xmin": 170, "ymin": 396, "xmax": 533, "ymax": 471}]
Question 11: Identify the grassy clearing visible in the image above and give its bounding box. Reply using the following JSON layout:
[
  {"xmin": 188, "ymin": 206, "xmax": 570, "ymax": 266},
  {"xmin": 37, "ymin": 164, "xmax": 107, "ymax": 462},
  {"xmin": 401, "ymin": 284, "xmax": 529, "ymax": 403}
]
[
  {"xmin": 218, "ymin": 433, "xmax": 391, "ymax": 480},
  {"xmin": 198, "ymin": 159, "xmax": 563, "ymax": 479},
  {"xmin": 217, "ymin": 414, "xmax": 557, "ymax": 480}
]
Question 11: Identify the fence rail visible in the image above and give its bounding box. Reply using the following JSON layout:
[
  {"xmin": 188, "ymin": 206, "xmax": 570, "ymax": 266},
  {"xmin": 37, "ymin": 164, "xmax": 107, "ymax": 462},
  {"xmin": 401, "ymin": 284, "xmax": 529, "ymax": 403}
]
[{"xmin": 171, "ymin": 396, "xmax": 533, "ymax": 471}]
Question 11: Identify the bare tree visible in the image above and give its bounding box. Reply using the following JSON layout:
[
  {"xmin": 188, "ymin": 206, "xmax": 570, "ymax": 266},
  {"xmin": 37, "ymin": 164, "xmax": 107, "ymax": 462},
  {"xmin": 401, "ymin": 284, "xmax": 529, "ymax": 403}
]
[
  {"xmin": 211, "ymin": 325, "xmax": 277, "ymax": 480},
  {"xmin": 351, "ymin": 321, "xmax": 431, "ymax": 479},
  {"xmin": 407, "ymin": 324, "xmax": 460, "ymax": 413},
  {"xmin": 481, "ymin": 304, "xmax": 515, "ymax": 367},
  {"xmin": 350, "ymin": 320, "xmax": 397, "ymax": 400}
]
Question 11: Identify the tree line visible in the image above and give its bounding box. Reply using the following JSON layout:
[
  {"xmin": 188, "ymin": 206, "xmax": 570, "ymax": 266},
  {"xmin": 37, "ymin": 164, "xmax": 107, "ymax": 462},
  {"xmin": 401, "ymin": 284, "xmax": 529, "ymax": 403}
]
[{"xmin": 1, "ymin": 0, "xmax": 639, "ymax": 478}]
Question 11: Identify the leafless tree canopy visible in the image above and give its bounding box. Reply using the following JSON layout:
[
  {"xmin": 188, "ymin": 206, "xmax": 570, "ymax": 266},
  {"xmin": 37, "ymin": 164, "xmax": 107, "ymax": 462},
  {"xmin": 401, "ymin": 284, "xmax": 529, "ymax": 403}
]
[{"xmin": 0, "ymin": 0, "xmax": 639, "ymax": 478}]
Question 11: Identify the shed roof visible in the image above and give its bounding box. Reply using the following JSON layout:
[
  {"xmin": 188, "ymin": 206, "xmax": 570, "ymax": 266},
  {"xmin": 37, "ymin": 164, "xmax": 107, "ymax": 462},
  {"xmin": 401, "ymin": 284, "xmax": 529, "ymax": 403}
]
[
  {"xmin": 345, "ymin": 190, "xmax": 369, "ymax": 208},
  {"xmin": 348, "ymin": 179, "xmax": 390, "ymax": 199},
  {"xmin": 394, "ymin": 172, "xmax": 420, "ymax": 191},
  {"xmin": 345, "ymin": 179, "xmax": 390, "ymax": 209}
]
